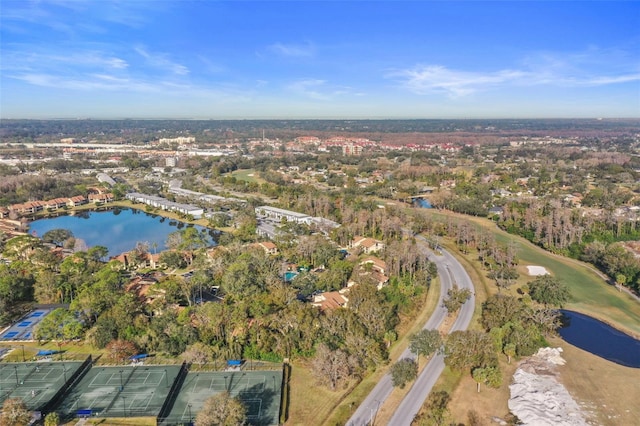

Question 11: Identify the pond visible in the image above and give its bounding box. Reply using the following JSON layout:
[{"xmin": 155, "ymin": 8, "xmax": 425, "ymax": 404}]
[
  {"xmin": 29, "ymin": 207, "xmax": 216, "ymax": 257},
  {"xmin": 559, "ymin": 310, "xmax": 640, "ymax": 368}
]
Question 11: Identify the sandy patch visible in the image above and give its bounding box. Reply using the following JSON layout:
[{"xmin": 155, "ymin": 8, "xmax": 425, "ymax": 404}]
[
  {"xmin": 248, "ymin": 173, "xmax": 254, "ymax": 176},
  {"xmin": 509, "ymin": 348, "xmax": 588, "ymax": 425},
  {"xmin": 527, "ymin": 265, "xmax": 549, "ymax": 276}
]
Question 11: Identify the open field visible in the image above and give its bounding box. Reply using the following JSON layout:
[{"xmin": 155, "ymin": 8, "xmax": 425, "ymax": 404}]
[
  {"xmin": 229, "ymin": 169, "xmax": 265, "ymax": 184},
  {"xmin": 551, "ymin": 336, "xmax": 640, "ymax": 425}
]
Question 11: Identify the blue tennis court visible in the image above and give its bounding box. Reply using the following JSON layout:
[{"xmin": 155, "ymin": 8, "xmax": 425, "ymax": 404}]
[{"xmin": 0, "ymin": 309, "xmax": 53, "ymax": 341}]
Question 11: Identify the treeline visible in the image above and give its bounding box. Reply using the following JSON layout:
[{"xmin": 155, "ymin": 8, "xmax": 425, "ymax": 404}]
[
  {"xmin": 498, "ymin": 199, "xmax": 640, "ymax": 292},
  {"xmin": 1, "ymin": 225, "xmax": 435, "ymax": 374}
]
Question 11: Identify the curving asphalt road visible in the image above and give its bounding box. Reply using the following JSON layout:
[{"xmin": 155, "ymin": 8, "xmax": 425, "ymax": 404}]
[{"xmin": 347, "ymin": 237, "xmax": 475, "ymax": 426}]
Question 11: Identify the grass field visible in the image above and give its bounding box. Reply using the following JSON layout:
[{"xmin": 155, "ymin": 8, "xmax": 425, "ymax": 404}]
[
  {"xmin": 422, "ymin": 209, "xmax": 640, "ymax": 336},
  {"xmin": 412, "ymin": 208, "xmax": 640, "ymax": 424},
  {"xmin": 229, "ymin": 169, "xmax": 265, "ymax": 184}
]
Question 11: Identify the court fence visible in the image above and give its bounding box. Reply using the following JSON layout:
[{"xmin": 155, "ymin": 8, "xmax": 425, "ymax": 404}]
[
  {"xmin": 156, "ymin": 361, "xmax": 189, "ymax": 426},
  {"xmin": 40, "ymin": 355, "xmax": 92, "ymax": 414}
]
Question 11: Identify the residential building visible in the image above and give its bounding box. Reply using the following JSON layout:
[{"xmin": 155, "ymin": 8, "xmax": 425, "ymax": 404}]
[
  {"xmin": 88, "ymin": 193, "xmax": 114, "ymax": 204},
  {"xmin": 125, "ymin": 192, "xmax": 204, "ymax": 218},
  {"xmin": 255, "ymin": 206, "xmax": 313, "ymax": 225},
  {"xmin": 350, "ymin": 236, "xmax": 385, "ymax": 254},
  {"xmin": 311, "ymin": 289, "xmax": 349, "ymax": 311}
]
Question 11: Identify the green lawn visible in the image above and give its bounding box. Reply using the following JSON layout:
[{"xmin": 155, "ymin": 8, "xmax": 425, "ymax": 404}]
[
  {"xmin": 229, "ymin": 169, "xmax": 264, "ymax": 184},
  {"xmin": 421, "ymin": 210, "xmax": 640, "ymax": 336}
]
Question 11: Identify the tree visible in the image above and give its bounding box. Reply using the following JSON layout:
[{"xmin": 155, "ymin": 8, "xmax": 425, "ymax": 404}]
[
  {"xmin": 34, "ymin": 308, "xmax": 84, "ymax": 341},
  {"xmin": 503, "ymin": 343, "xmax": 516, "ymax": 364},
  {"xmin": 528, "ymin": 275, "xmax": 570, "ymax": 307},
  {"xmin": 444, "ymin": 331, "xmax": 497, "ymax": 373},
  {"xmin": 481, "ymin": 294, "xmax": 524, "ymax": 330},
  {"xmin": 182, "ymin": 342, "xmax": 213, "ymax": 365},
  {"xmin": 409, "ymin": 329, "xmax": 442, "ymax": 368},
  {"xmin": 41, "ymin": 229, "xmax": 73, "ymax": 247},
  {"xmin": 0, "ymin": 398, "xmax": 30, "ymax": 426},
  {"xmin": 390, "ymin": 358, "xmax": 418, "ymax": 389},
  {"xmin": 311, "ymin": 343, "xmax": 356, "ymax": 391},
  {"xmin": 487, "ymin": 267, "xmax": 519, "ymax": 291},
  {"xmin": 44, "ymin": 412, "xmax": 60, "ymax": 426},
  {"xmin": 442, "ymin": 285, "xmax": 471, "ymax": 314},
  {"xmin": 105, "ymin": 339, "xmax": 137, "ymax": 363},
  {"xmin": 195, "ymin": 391, "xmax": 247, "ymax": 426},
  {"xmin": 419, "ymin": 390, "xmax": 450, "ymax": 426},
  {"xmin": 159, "ymin": 250, "xmax": 187, "ymax": 269},
  {"xmin": 472, "ymin": 366, "xmax": 502, "ymax": 392}
]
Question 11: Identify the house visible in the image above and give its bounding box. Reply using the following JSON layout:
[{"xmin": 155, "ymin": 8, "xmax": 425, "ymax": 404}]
[
  {"xmin": 358, "ymin": 256, "xmax": 390, "ymax": 289},
  {"xmin": 350, "ymin": 236, "xmax": 385, "ymax": 254},
  {"xmin": 360, "ymin": 256, "xmax": 387, "ymax": 275},
  {"xmin": 311, "ymin": 289, "xmax": 349, "ymax": 311},
  {"xmin": 113, "ymin": 251, "xmax": 163, "ymax": 270},
  {"xmin": 88, "ymin": 193, "xmax": 114, "ymax": 204},
  {"xmin": 43, "ymin": 198, "xmax": 68, "ymax": 211},
  {"xmin": 253, "ymin": 241, "xmax": 278, "ymax": 255},
  {"xmin": 67, "ymin": 195, "xmax": 88, "ymax": 207},
  {"xmin": 11, "ymin": 201, "xmax": 46, "ymax": 215}
]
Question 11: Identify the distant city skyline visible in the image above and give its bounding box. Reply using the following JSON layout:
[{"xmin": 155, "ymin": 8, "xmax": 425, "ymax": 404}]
[{"xmin": 1, "ymin": 1, "xmax": 639, "ymax": 119}]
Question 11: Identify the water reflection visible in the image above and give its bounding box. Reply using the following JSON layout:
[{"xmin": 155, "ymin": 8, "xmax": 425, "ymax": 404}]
[{"xmin": 29, "ymin": 207, "xmax": 215, "ymax": 257}]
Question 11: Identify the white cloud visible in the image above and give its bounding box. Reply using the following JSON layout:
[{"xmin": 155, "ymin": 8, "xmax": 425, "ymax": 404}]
[
  {"xmin": 390, "ymin": 65, "xmax": 526, "ymax": 97},
  {"xmin": 390, "ymin": 63, "xmax": 640, "ymax": 98},
  {"xmin": 268, "ymin": 42, "xmax": 315, "ymax": 58},
  {"xmin": 134, "ymin": 46, "xmax": 189, "ymax": 75}
]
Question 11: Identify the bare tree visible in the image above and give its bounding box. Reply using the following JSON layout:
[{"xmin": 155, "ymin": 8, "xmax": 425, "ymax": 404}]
[
  {"xmin": 195, "ymin": 392, "xmax": 247, "ymax": 426},
  {"xmin": 311, "ymin": 343, "xmax": 356, "ymax": 390},
  {"xmin": 0, "ymin": 398, "xmax": 31, "ymax": 426}
]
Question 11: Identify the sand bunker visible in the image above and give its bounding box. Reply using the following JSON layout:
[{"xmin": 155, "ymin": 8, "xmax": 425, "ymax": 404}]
[
  {"xmin": 527, "ymin": 265, "xmax": 549, "ymax": 276},
  {"xmin": 509, "ymin": 347, "xmax": 588, "ymax": 425}
]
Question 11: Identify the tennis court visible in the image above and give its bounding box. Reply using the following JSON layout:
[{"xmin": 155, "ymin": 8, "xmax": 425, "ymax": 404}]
[
  {"xmin": 57, "ymin": 365, "xmax": 182, "ymax": 419},
  {"xmin": 0, "ymin": 361, "xmax": 84, "ymax": 410},
  {"xmin": 165, "ymin": 370, "xmax": 283, "ymax": 425},
  {"xmin": 0, "ymin": 309, "xmax": 52, "ymax": 341}
]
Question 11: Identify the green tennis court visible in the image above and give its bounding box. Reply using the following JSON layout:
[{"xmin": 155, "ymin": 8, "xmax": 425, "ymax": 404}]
[
  {"xmin": 0, "ymin": 361, "xmax": 85, "ymax": 410},
  {"xmin": 57, "ymin": 365, "xmax": 182, "ymax": 418},
  {"xmin": 165, "ymin": 370, "xmax": 283, "ymax": 425}
]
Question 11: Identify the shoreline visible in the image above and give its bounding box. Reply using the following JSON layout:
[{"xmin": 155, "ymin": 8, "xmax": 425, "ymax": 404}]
[{"xmin": 23, "ymin": 200, "xmax": 213, "ymax": 230}]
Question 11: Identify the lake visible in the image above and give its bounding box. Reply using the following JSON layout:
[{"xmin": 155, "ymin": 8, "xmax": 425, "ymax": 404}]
[
  {"xmin": 29, "ymin": 208, "xmax": 216, "ymax": 257},
  {"xmin": 559, "ymin": 310, "xmax": 640, "ymax": 368}
]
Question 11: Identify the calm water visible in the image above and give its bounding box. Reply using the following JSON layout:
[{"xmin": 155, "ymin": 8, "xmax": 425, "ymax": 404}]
[
  {"xmin": 29, "ymin": 208, "xmax": 215, "ymax": 256},
  {"xmin": 559, "ymin": 310, "xmax": 640, "ymax": 368}
]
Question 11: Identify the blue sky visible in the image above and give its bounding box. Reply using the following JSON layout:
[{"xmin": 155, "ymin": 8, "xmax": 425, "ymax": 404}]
[{"xmin": 1, "ymin": 1, "xmax": 639, "ymax": 119}]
